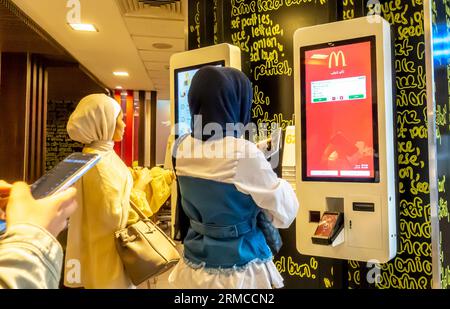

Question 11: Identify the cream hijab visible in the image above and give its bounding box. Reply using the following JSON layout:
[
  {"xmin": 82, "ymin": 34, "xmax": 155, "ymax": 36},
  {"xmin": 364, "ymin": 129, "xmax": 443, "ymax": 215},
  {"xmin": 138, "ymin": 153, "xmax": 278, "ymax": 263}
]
[{"xmin": 67, "ymin": 93, "xmax": 121, "ymax": 151}]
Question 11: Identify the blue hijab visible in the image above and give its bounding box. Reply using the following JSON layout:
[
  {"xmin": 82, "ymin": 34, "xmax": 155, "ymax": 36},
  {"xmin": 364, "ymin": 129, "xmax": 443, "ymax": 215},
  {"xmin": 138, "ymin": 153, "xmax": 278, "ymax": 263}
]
[{"xmin": 188, "ymin": 66, "xmax": 253, "ymax": 141}]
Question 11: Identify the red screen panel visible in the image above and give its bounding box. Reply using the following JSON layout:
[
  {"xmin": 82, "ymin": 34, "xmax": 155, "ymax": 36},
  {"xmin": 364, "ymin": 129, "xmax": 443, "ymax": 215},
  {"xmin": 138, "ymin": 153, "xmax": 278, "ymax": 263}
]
[{"xmin": 301, "ymin": 37, "xmax": 378, "ymax": 182}]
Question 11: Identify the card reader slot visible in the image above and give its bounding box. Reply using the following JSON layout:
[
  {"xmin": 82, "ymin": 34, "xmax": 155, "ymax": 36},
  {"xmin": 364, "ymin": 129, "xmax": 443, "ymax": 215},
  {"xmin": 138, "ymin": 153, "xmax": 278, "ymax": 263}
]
[
  {"xmin": 309, "ymin": 211, "xmax": 321, "ymax": 223},
  {"xmin": 352, "ymin": 202, "xmax": 375, "ymax": 212}
]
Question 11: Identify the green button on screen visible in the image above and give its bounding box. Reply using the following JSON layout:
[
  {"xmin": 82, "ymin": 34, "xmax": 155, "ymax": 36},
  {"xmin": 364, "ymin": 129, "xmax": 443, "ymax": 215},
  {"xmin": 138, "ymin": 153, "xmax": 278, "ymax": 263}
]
[{"xmin": 313, "ymin": 98, "xmax": 327, "ymax": 102}]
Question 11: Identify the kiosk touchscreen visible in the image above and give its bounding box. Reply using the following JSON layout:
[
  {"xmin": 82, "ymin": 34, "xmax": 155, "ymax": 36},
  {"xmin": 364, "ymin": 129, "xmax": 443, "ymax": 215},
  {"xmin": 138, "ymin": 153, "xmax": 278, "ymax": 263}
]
[
  {"xmin": 302, "ymin": 37, "xmax": 378, "ymax": 182},
  {"xmin": 294, "ymin": 17, "xmax": 396, "ymax": 263}
]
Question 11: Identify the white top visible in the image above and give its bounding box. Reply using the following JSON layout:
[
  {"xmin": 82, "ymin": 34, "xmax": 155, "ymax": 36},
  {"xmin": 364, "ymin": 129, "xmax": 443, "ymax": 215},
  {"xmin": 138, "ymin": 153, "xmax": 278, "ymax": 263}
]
[{"xmin": 168, "ymin": 136, "xmax": 299, "ymax": 289}]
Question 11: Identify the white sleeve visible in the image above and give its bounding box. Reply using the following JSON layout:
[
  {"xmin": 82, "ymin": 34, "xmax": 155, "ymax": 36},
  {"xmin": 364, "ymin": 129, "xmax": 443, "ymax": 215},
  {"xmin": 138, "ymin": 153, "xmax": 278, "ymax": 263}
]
[{"xmin": 234, "ymin": 144, "xmax": 299, "ymax": 229}]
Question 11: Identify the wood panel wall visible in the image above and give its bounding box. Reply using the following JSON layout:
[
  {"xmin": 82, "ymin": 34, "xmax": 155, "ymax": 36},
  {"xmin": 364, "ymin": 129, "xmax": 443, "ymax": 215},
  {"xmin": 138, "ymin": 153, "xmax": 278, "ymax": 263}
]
[
  {"xmin": 26, "ymin": 55, "xmax": 47, "ymax": 182},
  {"xmin": 0, "ymin": 52, "xmax": 29, "ymax": 182},
  {"xmin": 0, "ymin": 53, "xmax": 47, "ymax": 183}
]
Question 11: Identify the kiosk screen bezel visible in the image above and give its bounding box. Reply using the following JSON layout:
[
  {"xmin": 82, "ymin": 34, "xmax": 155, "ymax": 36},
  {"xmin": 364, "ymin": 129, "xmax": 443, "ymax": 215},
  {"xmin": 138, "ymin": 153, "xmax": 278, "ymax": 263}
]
[{"xmin": 300, "ymin": 36, "xmax": 380, "ymax": 183}]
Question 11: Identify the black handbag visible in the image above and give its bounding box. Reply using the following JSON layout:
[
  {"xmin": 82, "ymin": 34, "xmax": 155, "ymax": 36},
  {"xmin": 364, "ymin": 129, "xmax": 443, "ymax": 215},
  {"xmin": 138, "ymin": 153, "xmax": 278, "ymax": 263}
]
[{"xmin": 257, "ymin": 211, "xmax": 283, "ymax": 255}]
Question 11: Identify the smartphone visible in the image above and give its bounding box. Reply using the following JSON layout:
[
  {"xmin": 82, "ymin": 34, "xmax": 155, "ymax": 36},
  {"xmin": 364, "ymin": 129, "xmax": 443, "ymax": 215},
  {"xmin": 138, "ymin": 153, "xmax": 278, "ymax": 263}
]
[
  {"xmin": 259, "ymin": 128, "xmax": 282, "ymax": 160},
  {"xmin": 31, "ymin": 153, "xmax": 101, "ymax": 199},
  {"xmin": 0, "ymin": 219, "xmax": 6, "ymax": 235}
]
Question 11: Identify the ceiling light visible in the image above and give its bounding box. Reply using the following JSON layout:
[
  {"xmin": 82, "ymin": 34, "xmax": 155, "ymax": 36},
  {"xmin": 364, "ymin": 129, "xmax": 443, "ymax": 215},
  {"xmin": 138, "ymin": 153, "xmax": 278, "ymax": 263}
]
[
  {"xmin": 152, "ymin": 42, "xmax": 173, "ymax": 49},
  {"xmin": 113, "ymin": 71, "xmax": 129, "ymax": 77},
  {"xmin": 115, "ymin": 86, "xmax": 123, "ymax": 89},
  {"xmin": 311, "ymin": 54, "xmax": 329, "ymax": 60},
  {"xmin": 69, "ymin": 23, "xmax": 98, "ymax": 32}
]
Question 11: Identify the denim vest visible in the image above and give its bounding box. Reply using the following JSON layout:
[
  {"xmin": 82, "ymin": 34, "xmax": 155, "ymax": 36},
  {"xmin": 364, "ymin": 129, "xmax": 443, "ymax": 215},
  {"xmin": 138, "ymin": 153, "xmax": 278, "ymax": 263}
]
[{"xmin": 178, "ymin": 176, "xmax": 272, "ymax": 269}]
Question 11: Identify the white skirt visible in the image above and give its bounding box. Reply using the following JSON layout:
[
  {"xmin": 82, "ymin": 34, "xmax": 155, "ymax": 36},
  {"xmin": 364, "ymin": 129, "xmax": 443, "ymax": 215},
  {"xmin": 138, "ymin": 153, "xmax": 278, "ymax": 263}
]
[{"xmin": 168, "ymin": 258, "xmax": 284, "ymax": 289}]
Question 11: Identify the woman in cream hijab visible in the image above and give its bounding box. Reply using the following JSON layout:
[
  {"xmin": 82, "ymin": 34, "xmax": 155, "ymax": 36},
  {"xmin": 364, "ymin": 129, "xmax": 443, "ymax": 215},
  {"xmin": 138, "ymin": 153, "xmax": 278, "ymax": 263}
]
[{"xmin": 64, "ymin": 93, "xmax": 133, "ymax": 289}]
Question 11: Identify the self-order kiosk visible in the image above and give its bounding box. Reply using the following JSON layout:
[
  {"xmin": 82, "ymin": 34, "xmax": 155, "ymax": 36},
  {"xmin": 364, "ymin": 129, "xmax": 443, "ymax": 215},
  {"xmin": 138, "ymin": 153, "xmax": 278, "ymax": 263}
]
[
  {"xmin": 294, "ymin": 17, "xmax": 397, "ymax": 263},
  {"xmin": 167, "ymin": 43, "xmax": 242, "ymax": 237}
]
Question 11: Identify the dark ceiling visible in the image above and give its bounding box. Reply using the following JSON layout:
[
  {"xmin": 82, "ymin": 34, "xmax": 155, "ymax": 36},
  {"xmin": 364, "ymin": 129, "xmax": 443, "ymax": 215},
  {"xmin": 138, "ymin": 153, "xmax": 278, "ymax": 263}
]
[
  {"xmin": 0, "ymin": 0, "xmax": 71, "ymax": 59},
  {"xmin": 0, "ymin": 0, "xmax": 107, "ymax": 91}
]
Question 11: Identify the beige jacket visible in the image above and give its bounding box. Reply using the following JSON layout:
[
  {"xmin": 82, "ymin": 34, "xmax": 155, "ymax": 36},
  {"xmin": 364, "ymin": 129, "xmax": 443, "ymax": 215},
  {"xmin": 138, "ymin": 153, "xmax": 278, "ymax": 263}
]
[
  {"xmin": 64, "ymin": 148, "xmax": 133, "ymax": 289},
  {"xmin": 0, "ymin": 224, "xmax": 63, "ymax": 289}
]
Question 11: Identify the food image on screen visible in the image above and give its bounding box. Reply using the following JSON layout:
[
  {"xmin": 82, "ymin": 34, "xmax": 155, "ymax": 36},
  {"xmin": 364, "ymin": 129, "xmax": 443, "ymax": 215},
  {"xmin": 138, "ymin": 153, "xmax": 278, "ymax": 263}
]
[
  {"xmin": 301, "ymin": 37, "xmax": 378, "ymax": 182},
  {"xmin": 314, "ymin": 213, "xmax": 338, "ymax": 238},
  {"xmin": 175, "ymin": 61, "xmax": 224, "ymax": 136}
]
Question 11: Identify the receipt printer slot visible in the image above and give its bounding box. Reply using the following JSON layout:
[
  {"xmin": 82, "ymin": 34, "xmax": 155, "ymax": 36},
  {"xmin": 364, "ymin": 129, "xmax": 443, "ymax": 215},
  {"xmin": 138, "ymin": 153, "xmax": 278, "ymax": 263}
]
[{"xmin": 353, "ymin": 202, "xmax": 375, "ymax": 212}]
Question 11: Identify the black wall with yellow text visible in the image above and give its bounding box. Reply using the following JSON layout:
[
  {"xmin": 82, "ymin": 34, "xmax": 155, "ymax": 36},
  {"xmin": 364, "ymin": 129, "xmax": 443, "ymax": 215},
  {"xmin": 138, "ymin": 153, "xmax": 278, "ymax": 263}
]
[{"xmin": 187, "ymin": 0, "xmax": 434, "ymax": 289}]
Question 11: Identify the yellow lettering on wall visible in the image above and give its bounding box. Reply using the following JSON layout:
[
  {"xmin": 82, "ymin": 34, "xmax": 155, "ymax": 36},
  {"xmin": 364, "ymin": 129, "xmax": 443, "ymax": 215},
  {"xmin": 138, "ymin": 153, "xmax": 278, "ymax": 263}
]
[
  {"xmin": 254, "ymin": 60, "xmax": 292, "ymax": 80},
  {"xmin": 189, "ymin": 1, "xmax": 201, "ymax": 48},
  {"xmin": 274, "ymin": 256, "xmax": 319, "ymax": 279}
]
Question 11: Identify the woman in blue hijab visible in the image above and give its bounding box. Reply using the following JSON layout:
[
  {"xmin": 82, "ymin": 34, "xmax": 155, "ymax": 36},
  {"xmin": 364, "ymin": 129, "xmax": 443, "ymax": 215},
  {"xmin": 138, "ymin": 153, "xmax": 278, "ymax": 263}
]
[
  {"xmin": 169, "ymin": 66, "xmax": 298, "ymax": 289},
  {"xmin": 188, "ymin": 66, "xmax": 252, "ymax": 141}
]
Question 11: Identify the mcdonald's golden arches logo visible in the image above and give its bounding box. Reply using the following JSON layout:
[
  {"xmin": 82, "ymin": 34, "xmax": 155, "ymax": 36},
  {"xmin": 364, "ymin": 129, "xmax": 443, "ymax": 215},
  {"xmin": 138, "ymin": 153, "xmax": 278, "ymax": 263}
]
[{"xmin": 328, "ymin": 51, "xmax": 347, "ymax": 69}]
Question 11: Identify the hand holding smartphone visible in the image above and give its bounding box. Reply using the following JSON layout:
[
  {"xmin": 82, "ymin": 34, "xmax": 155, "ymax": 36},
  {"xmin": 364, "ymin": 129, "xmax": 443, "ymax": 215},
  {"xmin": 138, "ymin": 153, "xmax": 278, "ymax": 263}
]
[
  {"xmin": 257, "ymin": 128, "xmax": 282, "ymax": 160},
  {"xmin": 0, "ymin": 153, "xmax": 100, "ymax": 235},
  {"xmin": 30, "ymin": 153, "xmax": 100, "ymax": 199}
]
